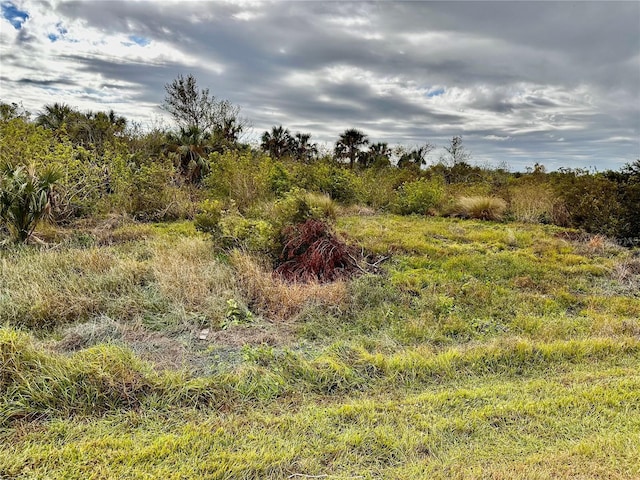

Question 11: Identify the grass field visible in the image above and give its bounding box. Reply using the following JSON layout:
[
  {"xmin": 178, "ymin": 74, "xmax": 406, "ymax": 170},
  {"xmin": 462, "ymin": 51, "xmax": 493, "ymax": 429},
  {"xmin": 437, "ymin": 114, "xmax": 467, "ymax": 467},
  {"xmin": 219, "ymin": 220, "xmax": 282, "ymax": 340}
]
[{"xmin": 1, "ymin": 214, "xmax": 639, "ymax": 479}]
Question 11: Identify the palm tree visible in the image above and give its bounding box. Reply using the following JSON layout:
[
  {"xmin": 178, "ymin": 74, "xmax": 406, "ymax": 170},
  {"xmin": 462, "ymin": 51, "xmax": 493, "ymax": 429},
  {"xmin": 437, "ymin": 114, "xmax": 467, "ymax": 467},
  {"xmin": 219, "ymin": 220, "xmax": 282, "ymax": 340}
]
[
  {"xmin": 334, "ymin": 128, "xmax": 368, "ymax": 169},
  {"xmin": 397, "ymin": 143, "xmax": 434, "ymax": 169},
  {"xmin": 166, "ymin": 126, "xmax": 210, "ymax": 183},
  {"xmin": 35, "ymin": 103, "xmax": 75, "ymax": 130},
  {"xmin": 363, "ymin": 142, "xmax": 391, "ymax": 168},
  {"xmin": 291, "ymin": 133, "xmax": 318, "ymax": 163},
  {"xmin": 261, "ymin": 126, "xmax": 293, "ymax": 159}
]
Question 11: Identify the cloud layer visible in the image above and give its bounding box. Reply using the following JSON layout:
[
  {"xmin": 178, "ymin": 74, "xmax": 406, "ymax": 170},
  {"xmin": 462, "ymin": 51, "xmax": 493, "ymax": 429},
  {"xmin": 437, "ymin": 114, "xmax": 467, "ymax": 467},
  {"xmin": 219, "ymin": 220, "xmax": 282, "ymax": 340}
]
[{"xmin": 1, "ymin": 0, "xmax": 638, "ymax": 170}]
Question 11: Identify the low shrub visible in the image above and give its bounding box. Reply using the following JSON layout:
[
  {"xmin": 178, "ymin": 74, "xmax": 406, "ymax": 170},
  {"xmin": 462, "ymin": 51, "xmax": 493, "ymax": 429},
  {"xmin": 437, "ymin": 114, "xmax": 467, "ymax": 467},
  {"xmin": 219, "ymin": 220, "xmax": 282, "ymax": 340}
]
[
  {"xmin": 273, "ymin": 188, "xmax": 336, "ymax": 230},
  {"xmin": 391, "ymin": 177, "xmax": 445, "ymax": 215},
  {"xmin": 455, "ymin": 196, "xmax": 507, "ymax": 221},
  {"xmin": 218, "ymin": 214, "xmax": 277, "ymax": 254},
  {"xmin": 194, "ymin": 199, "xmax": 224, "ymax": 235}
]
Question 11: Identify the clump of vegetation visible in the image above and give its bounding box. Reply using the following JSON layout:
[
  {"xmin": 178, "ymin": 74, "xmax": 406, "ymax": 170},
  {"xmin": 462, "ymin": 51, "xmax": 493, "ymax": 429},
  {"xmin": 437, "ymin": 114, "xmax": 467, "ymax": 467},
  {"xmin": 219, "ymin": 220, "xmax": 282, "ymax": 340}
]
[
  {"xmin": 231, "ymin": 251, "xmax": 347, "ymax": 320},
  {"xmin": 0, "ymin": 163, "xmax": 61, "ymax": 243},
  {"xmin": 275, "ymin": 219, "xmax": 358, "ymax": 282},
  {"xmin": 455, "ymin": 196, "xmax": 507, "ymax": 221},
  {"xmin": 391, "ymin": 177, "xmax": 445, "ymax": 215}
]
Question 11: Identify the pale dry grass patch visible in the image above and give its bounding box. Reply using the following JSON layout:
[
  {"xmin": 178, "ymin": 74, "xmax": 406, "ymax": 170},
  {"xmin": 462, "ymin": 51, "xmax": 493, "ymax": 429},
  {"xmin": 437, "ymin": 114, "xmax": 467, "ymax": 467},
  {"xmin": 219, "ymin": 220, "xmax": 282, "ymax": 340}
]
[
  {"xmin": 150, "ymin": 237, "xmax": 236, "ymax": 312},
  {"xmin": 508, "ymin": 184, "xmax": 558, "ymax": 223},
  {"xmin": 230, "ymin": 251, "xmax": 348, "ymax": 321},
  {"xmin": 0, "ymin": 247, "xmax": 152, "ymax": 327},
  {"xmin": 456, "ymin": 196, "xmax": 507, "ymax": 221}
]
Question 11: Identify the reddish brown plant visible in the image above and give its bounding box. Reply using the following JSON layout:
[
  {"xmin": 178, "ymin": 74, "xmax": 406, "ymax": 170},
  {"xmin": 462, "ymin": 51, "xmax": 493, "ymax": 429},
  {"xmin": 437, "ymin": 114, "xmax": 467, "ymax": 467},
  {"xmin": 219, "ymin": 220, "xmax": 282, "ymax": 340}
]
[{"xmin": 274, "ymin": 219, "xmax": 357, "ymax": 283}]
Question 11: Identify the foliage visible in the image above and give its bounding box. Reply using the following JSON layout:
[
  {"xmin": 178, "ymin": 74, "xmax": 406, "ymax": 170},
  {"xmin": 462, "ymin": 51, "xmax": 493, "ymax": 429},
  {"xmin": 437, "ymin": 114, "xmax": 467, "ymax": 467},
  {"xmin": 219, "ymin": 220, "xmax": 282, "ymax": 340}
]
[
  {"xmin": 274, "ymin": 219, "xmax": 357, "ymax": 282},
  {"xmin": 0, "ymin": 163, "xmax": 61, "ymax": 242},
  {"xmin": 334, "ymin": 128, "xmax": 369, "ymax": 169},
  {"xmin": 163, "ymin": 74, "xmax": 243, "ymax": 148},
  {"xmin": 194, "ymin": 199, "xmax": 224, "ymax": 234},
  {"xmin": 550, "ymin": 169, "xmax": 623, "ymax": 236},
  {"xmin": 397, "ymin": 143, "xmax": 435, "ymax": 170},
  {"xmin": 261, "ymin": 125, "xmax": 293, "ymax": 160},
  {"xmin": 165, "ymin": 126, "xmax": 211, "ymax": 183},
  {"xmin": 391, "ymin": 177, "xmax": 445, "ymax": 215}
]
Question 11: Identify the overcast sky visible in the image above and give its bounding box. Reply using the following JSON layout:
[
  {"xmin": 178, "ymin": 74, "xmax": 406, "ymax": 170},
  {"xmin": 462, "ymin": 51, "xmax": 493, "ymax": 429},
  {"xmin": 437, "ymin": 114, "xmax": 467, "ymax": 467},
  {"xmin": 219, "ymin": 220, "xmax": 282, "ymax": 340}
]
[{"xmin": 1, "ymin": 0, "xmax": 639, "ymax": 170}]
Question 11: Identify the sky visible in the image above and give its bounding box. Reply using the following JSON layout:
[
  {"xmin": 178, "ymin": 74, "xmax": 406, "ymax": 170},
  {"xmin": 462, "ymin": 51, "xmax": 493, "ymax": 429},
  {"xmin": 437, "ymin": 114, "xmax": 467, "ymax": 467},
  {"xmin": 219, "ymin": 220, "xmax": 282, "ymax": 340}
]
[{"xmin": 1, "ymin": 0, "xmax": 639, "ymax": 171}]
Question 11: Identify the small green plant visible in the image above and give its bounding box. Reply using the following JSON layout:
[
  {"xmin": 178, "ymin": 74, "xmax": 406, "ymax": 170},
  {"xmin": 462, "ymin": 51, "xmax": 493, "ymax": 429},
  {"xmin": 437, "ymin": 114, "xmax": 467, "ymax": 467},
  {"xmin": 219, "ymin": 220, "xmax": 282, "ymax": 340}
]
[
  {"xmin": 222, "ymin": 298, "xmax": 254, "ymax": 329},
  {"xmin": 0, "ymin": 163, "xmax": 61, "ymax": 243}
]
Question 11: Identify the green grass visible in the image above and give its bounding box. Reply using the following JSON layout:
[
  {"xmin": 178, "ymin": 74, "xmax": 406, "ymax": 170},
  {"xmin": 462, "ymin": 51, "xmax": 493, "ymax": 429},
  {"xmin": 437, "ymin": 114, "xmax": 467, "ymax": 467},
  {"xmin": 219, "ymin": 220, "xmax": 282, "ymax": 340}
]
[{"xmin": 1, "ymin": 214, "xmax": 639, "ymax": 478}]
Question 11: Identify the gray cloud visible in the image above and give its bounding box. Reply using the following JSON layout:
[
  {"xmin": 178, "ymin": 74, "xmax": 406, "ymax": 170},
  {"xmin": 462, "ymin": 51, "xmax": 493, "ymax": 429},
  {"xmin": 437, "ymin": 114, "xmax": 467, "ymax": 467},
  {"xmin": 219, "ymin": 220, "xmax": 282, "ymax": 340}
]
[{"xmin": 0, "ymin": 0, "xmax": 638, "ymax": 170}]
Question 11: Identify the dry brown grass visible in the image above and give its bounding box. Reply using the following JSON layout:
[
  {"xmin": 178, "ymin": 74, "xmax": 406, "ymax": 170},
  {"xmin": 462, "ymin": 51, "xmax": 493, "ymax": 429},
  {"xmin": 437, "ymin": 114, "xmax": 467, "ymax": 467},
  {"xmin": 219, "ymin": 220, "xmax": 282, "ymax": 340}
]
[
  {"xmin": 230, "ymin": 251, "xmax": 348, "ymax": 321},
  {"xmin": 456, "ymin": 196, "xmax": 508, "ymax": 221},
  {"xmin": 508, "ymin": 184, "xmax": 558, "ymax": 223},
  {"xmin": 151, "ymin": 237, "xmax": 236, "ymax": 314}
]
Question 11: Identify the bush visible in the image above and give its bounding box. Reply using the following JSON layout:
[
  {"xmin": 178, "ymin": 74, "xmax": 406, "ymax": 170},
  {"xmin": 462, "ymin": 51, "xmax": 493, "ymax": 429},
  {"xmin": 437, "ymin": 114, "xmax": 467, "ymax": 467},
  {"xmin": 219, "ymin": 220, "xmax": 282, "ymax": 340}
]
[
  {"xmin": 298, "ymin": 162, "xmax": 360, "ymax": 203},
  {"xmin": 455, "ymin": 196, "xmax": 507, "ymax": 221},
  {"xmin": 194, "ymin": 199, "xmax": 224, "ymax": 234},
  {"xmin": 125, "ymin": 161, "xmax": 176, "ymax": 220},
  {"xmin": 550, "ymin": 170, "xmax": 623, "ymax": 236},
  {"xmin": 273, "ymin": 188, "xmax": 336, "ymax": 230},
  {"xmin": 274, "ymin": 219, "xmax": 358, "ymax": 282},
  {"xmin": 0, "ymin": 163, "xmax": 61, "ymax": 242},
  {"xmin": 391, "ymin": 177, "xmax": 445, "ymax": 215},
  {"xmin": 218, "ymin": 213, "xmax": 277, "ymax": 253}
]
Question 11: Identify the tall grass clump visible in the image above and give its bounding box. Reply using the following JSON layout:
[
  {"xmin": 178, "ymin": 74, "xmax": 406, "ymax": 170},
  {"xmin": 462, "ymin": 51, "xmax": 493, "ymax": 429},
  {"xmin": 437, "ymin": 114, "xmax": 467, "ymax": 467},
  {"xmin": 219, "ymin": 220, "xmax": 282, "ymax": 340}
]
[
  {"xmin": 455, "ymin": 196, "xmax": 507, "ymax": 221},
  {"xmin": 508, "ymin": 184, "xmax": 558, "ymax": 223}
]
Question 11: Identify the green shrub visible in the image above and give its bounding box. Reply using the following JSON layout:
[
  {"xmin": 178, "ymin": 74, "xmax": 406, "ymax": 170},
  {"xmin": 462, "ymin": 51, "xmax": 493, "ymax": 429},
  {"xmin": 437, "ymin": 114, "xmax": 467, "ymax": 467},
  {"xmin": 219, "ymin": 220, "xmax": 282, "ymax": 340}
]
[
  {"xmin": 194, "ymin": 199, "xmax": 224, "ymax": 234},
  {"xmin": 204, "ymin": 152, "xmax": 272, "ymax": 212},
  {"xmin": 125, "ymin": 161, "xmax": 175, "ymax": 220},
  {"xmin": 298, "ymin": 162, "xmax": 360, "ymax": 203},
  {"xmin": 218, "ymin": 213, "xmax": 277, "ymax": 253},
  {"xmin": 0, "ymin": 163, "xmax": 61, "ymax": 242},
  {"xmin": 273, "ymin": 188, "xmax": 336, "ymax": 229},
  {"xmin": 391, "ymin": 177, "xmax": 445, "ymax": 215},
  {"xmin": 550, "ymin": 170, "xmax": 623, "ymax": 236},
  {"xmin": 267, "ymin": 161, "xmax": 293, "ymax": 196},
  {"xmin": 455, "ymin": 196, "xmax": 507, "ymax": 221},
  {"xmin": 356, "ymin": 168, "xmax": 415, "ymax": 209}
]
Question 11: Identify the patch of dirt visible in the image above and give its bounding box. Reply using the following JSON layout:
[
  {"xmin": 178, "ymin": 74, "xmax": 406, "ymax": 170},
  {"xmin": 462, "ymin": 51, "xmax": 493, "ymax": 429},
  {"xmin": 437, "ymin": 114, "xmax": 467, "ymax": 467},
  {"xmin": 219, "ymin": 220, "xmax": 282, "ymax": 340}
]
[{"xmin": 209, "ymin": 322, "xmax": 296, "ymax": 348}]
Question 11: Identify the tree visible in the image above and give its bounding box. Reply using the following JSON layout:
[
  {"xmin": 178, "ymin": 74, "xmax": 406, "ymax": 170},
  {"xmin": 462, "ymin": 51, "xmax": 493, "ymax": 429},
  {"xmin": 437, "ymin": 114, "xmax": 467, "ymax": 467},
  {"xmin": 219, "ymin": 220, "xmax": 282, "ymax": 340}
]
[
  {"xmin": 0, "ymin": 163, "xmax": 61, "ymax": 243},
  {"xmin": 163, "ymin": 74, "xmax": 215, "ymax": 132},
  {"xmin": 443, "ymin": 135, "xmax": 471, "ymax": 166},
  {"xmin": 0, "ymin": 101, "xmax": 29, "ymax": 121},
  {"xmin": 166, "ymin": 126, "xmax": 210, "ymax": 184},
  {"xmin": 397, "ymin": 143, "xmax": 434, "ymax": 169},
  {"xmin": 163, "ymin": 74, "xmax": 245, "ymax": 152},
  {"xmin": 261, "ymin": 125, "xmax": 293, "ymax": 159},
  {"xmin": 334, "ymin": 128, "xmax": 369, "ymax": 169},
  {"xmin": 35, "ymin": 103, "xmax": 75, "ymax": 131},
  {"xmin": 291, "ymin": 132, "xmax": 318, "ymax": 163},
  {"xmin": 365, "ymin": 142, "xmax": 392, "ymax": 168}
]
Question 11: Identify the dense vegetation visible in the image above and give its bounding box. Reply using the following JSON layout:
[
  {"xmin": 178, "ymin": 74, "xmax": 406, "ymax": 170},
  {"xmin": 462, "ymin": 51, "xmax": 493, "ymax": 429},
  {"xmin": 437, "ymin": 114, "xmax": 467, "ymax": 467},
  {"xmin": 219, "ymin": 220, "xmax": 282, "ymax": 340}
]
[{"xmin": 1, "ymin": 77, "xmax": 639, "ymax": 478}]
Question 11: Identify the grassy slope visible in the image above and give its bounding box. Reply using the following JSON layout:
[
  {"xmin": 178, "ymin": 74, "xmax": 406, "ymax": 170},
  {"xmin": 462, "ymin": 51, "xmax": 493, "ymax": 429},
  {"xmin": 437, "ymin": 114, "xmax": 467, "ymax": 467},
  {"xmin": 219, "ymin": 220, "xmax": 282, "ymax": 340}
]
[{"xmin": 1, "ymin": 215, "xmax": 639, "ymax": 479}]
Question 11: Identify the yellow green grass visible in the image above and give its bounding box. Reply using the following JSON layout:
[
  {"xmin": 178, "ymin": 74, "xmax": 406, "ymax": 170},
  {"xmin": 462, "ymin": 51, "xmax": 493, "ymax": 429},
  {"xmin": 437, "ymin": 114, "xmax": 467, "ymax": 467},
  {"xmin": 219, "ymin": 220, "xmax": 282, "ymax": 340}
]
[{"xmin": 1, "ymin": 215, "xmax": 639, "ymax": 478}]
